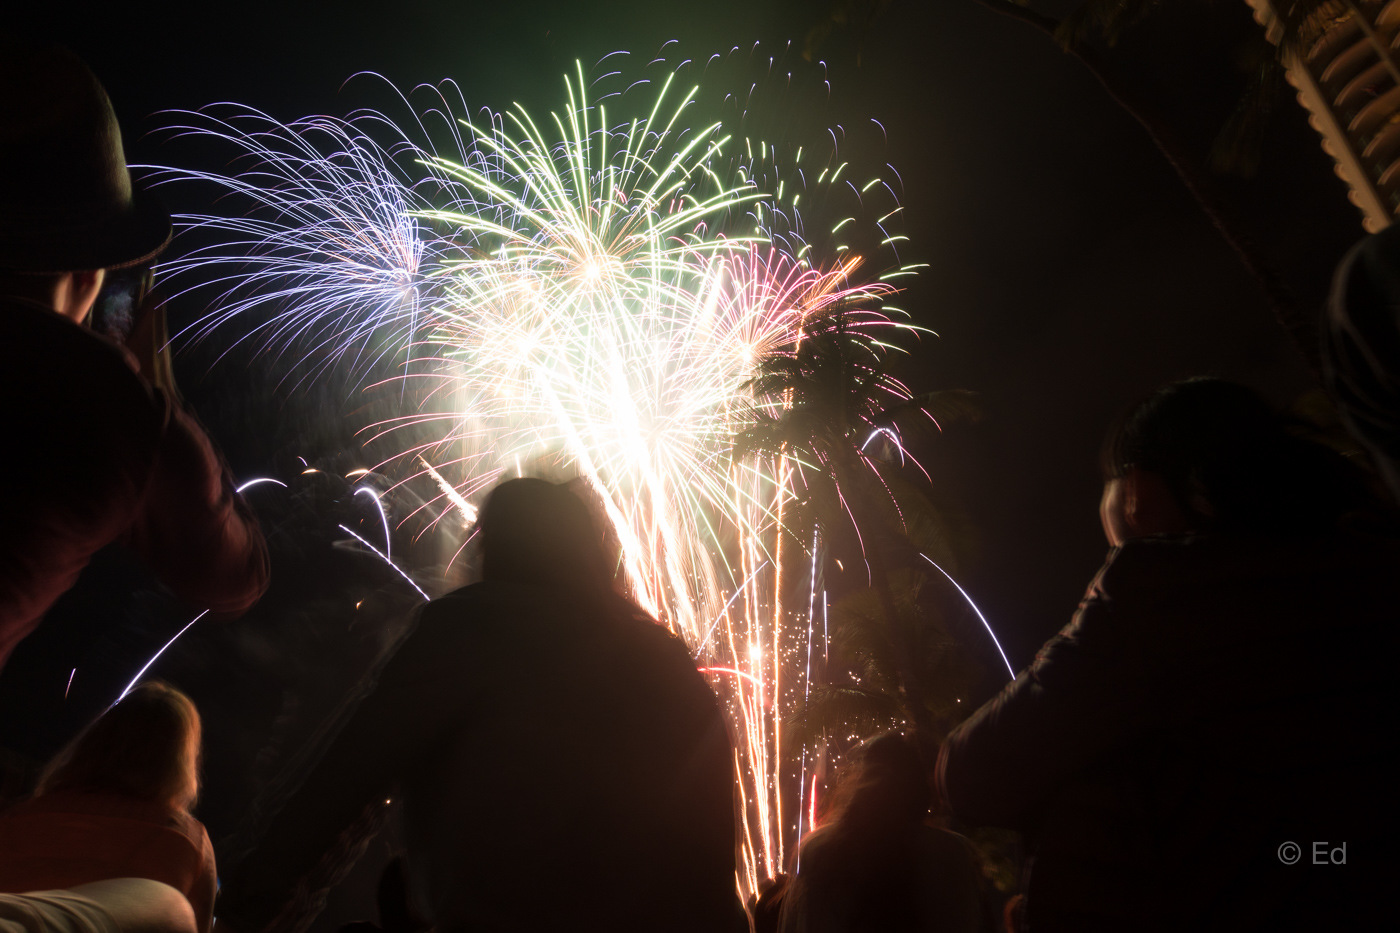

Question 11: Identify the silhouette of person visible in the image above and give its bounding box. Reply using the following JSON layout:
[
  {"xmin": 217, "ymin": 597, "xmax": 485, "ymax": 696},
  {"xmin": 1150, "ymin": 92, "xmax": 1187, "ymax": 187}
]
[
  {"xmin": 1324, "ymin": 221, "xmax": 1400, "ymax": 503},
  {"xmin": 0, "ymin": 41, "xmax": 268, "ymax": 671},
  {"xmin": 937, "ymin": 379, "xmax": 1400, "ymax": 931},
  {"xmin": 0, "ymin": 682, "xmax": 216, "ymax": 933},
  {"xmin": 780, "ymin": 734, "xmax": 983, "ymax": 933},
  {"xmin": 218, "ymin": 478, "xmax": 747, "ymax": 933}
]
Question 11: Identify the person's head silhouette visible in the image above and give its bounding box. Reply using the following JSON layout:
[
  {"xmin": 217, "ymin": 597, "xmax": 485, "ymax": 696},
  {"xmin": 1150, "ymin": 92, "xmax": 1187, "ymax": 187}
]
[
  {"xmin": 0, "ymin": 40, "xmax": 170, "ymax": 322},
  {"xmin": 476, "ymin": 478, "xmax": 612, "ymax": 599},
  {"xmin": 38, "ymin": 680, "xmax": 202, "ymax": 812}
]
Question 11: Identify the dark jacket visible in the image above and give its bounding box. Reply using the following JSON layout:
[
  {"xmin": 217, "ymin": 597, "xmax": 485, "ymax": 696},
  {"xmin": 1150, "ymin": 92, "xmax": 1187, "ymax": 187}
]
[
  {"xmin": 0, "ymin": 298, "xmax": 268, "ymax": 667},
  {"xmin": 937, "ymin": 528, "xmax": 1400, "ymax": 932},
  {"xmin": 779, "ymin": 823, "xmax": 983, "ymax": 933},
  {"xmin": 219, "ymin": 581, "xmax": 747, "ymax": 933},
  {"xmin": 1324, "ymin": 224, "xmax": 1400, "ymax": 503}
]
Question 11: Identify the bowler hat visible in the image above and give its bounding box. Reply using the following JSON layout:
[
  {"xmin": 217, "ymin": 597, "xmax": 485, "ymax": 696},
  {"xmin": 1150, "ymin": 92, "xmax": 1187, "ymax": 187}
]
[{"xmin": 0, "ymin": 41, "xmax": 171, "ymax": 273}]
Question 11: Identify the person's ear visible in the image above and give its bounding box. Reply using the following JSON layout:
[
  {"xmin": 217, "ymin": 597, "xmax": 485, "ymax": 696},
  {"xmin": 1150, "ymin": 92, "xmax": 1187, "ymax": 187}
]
[
  {"xmin": 59, "ymin": 269, "xmax": 105, "ymax": 324},
  {"xmin": 1120, "ymin": 468, "xmax": 1144, "ymax": 533},
  {"xmin": 1120, "ymin": 467, "xmax": 1196, "ymax": 537}
]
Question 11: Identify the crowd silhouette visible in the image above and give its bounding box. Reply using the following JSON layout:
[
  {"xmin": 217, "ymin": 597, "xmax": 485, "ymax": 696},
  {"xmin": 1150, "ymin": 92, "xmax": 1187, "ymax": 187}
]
[{"xmin": 1, "ymin": 35, "xmax": 1398, "ymax": 933}]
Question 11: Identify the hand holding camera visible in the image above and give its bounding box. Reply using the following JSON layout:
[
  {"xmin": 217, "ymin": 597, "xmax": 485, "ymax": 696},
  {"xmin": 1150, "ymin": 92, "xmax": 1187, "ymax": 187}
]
[{"xmin": 93, "ymin": 265, "xmax": 181, "ymax": 400}]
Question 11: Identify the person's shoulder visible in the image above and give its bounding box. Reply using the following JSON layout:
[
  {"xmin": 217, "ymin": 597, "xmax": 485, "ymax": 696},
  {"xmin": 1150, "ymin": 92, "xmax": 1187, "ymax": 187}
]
[
  {"xmin": 788, "ymin": 825, "xmax": 842, "ymax": 880},
  {"xmin": 183, "ymin": 814, "xmax": 216, "ymax": 874},
  {"xmin": 421, "ymin": 580, "xmax": 509, "ymax": 614},
  {"xmin": 1106, "ymin": 525, "xmax": 1400, "ymax": 595},
  {"xmin": 1037, "ymin": 541, "xmax": 1193, "ymax": 672},
  {"xmin": 791, "ymin": 825, "xmax": 868, "ymax": 885},
  {"xmin": 795, "ymin": 823, "xmax": 839, "ymax": 856},
  {"xmin": 167, "ymin": 808, "xmax": 212, "ymax": 848},
  {"xmin": 611, "ymin": 606, "xmax": 700, "ymax": 667},
  {"xmin": 910, "ymin": 825, "xmax": 980, "ymax": 865},
  {"xmin": 0, "ymin": 297, "xmax": 141, "ymax": 377},
  {"xmin": 410, "ymin": 581, "xmax": 541, "ymax": 646},
  {"xmin": 0, "ymin": 298, "xmax": 159, "ymax": 430},
  {"xmin": 1099, "ymin": 534, "xmax": 1199, "ymax": 580},
  {"xmin": 1, "ymin": 789, "xmax": 91, "ymax": 817},
  {"xmin": 1092, "ymin": 533, "xmax": 1258, "ymax": 603},
  {"xmin": 1, "ymin": 791, "xmax": 190, "ymax": 833},
  {"xmin": 616, "ymin": 605, "xmax": 689, "ymax": 647}
]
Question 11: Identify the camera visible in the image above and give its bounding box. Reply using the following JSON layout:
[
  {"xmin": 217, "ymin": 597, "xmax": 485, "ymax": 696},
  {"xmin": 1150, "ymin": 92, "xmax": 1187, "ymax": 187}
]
[{"xmin": 90, "ymin": 264, "xmax": 153, "ymax": 342}]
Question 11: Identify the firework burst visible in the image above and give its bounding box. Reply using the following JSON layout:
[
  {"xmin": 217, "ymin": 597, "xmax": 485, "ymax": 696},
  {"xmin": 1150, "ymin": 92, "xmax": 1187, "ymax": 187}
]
[{"xmin": 151, "ymin": 51, "xmax": 922, "ymax": 894}]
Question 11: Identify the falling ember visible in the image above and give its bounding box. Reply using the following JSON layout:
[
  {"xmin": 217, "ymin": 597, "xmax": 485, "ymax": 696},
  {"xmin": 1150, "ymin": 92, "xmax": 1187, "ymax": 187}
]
[{"xmin": 150, "ymin": 51, "xmax": 922, "ymax": 898}]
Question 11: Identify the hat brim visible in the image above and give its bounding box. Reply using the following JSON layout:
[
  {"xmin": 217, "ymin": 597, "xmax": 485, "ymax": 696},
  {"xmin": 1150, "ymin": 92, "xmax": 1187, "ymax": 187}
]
[{"xmin": 0, "ymin": 178, "xmax": 171, "ymax": 274}]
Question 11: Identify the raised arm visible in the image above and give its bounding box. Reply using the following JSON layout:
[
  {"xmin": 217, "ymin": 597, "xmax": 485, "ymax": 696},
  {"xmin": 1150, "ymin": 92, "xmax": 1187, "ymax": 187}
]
[
  {"xmin": 128, "ymin": 391, "xmax": 269, "ymax": 615},
  {"xmin": 936, "ymin": 544, "xmax": 1164, "ymax": 831}
]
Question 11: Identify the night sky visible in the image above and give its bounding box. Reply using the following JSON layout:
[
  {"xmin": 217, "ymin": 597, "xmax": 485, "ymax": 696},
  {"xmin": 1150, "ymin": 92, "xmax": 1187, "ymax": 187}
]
[
  {"xmin": 4, "ymin": 0, "xmax": 1371, "ymax": 886},
  {"xmin": 14, "ymin": 0, "xmax": 1367, "ymax": 685}
]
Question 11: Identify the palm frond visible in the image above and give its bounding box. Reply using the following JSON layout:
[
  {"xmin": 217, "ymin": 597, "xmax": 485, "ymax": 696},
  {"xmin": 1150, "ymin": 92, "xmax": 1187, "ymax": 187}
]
[
  {"xmin": 1273, "ymin": 0, "xmax": 1352, "ymax": 59},
  {"xmin": 1211, "ymin": 32, "xmax": 1286, "ymax": 177},
  {"xmin": 1055, "ymin": 0, "xmax": 1167, "ymax": 48},
  {"xmin": 873, "ymin": 388, "xmax": 983, "ymax": 431}
]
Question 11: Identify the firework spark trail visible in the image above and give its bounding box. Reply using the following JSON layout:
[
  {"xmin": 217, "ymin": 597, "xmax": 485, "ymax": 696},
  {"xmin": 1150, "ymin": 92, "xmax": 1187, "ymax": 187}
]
[
  {"xmin": 147, "ymin": 109, "xmax": 442, "ymax": 383},
  {"xmin": 154, "ymin": 56, "xmax": 921, "ymax": 895},
  {"xmin": 353, "ymin": 487, "xmax": 394, "ymax": 559},
  {"xmin": 921, "ymin": 553, "xmax": 1016, "ymax": 680},
  {"xmin": 338, "ymin": 524, "xmax": 432, "ymax": 601},
  {"xmin": 118, "ymin": 477, "xmax": 289, "ymax": 703},
  {"xmin": 419, "ymin": 456, "xmax": 478, "ymax": 524},
  {"xmin": 236, "ymin": 477, "xmax": 290, "ymax": 494},
  {"xmin": 796, "ymin": 526, "xmax": 821, "ymax": 845},
  {"xmin": 118, "ymin": 610, "xmax": 210, "ymax": 702}
]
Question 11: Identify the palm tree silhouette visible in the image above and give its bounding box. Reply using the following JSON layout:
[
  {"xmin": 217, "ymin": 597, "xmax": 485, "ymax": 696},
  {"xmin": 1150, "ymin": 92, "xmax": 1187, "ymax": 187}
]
[{"xmin": 734, "ymin": 310, "xmax": 978, "ymax": 751}]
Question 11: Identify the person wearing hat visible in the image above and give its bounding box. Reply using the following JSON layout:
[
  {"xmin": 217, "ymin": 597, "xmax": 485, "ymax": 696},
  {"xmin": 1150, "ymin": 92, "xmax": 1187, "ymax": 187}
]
[{"xmin": 0, "ymin": 41, "xmax": 269, "ymax": 672}]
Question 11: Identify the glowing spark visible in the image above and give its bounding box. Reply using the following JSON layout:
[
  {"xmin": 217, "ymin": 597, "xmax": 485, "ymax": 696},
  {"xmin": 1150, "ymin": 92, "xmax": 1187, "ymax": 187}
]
[
  {"xmin": 236, "ymin": 477, "xmax": 289, "ymax": 493},
  {"xmin": 338, "ymin": 523, "xmax": 431, "ymax": 601},
  {"xmin": 354, "ymin": 487, "xmax": 393, "ymax": 561},
  {"xmin": 419, "ymin": 456, "xmax": 478, "ymax": 525},
  {"xmin": 860, "ymin": 426, "xmax": 906, "ymax": 465},
  {"xmin": 700, "ymin": 666, "xmax": 762, "ymax": 687},
  {"xmin": 920, "ymin": 553, "xmax": 1015, "ymax": 679},
  {"xmin": 119, "ymin": 611, "xmax": 210, "ymax": 702},
  {"xmin": 693, "ymin": 560, "xmax": 772, "ymax": 656}
]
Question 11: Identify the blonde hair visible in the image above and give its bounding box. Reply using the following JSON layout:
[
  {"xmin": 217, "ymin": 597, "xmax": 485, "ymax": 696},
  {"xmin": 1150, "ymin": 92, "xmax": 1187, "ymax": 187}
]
[{"xmin": 38, "ymin": 681, "xmax": 202, "ymax": 811}]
